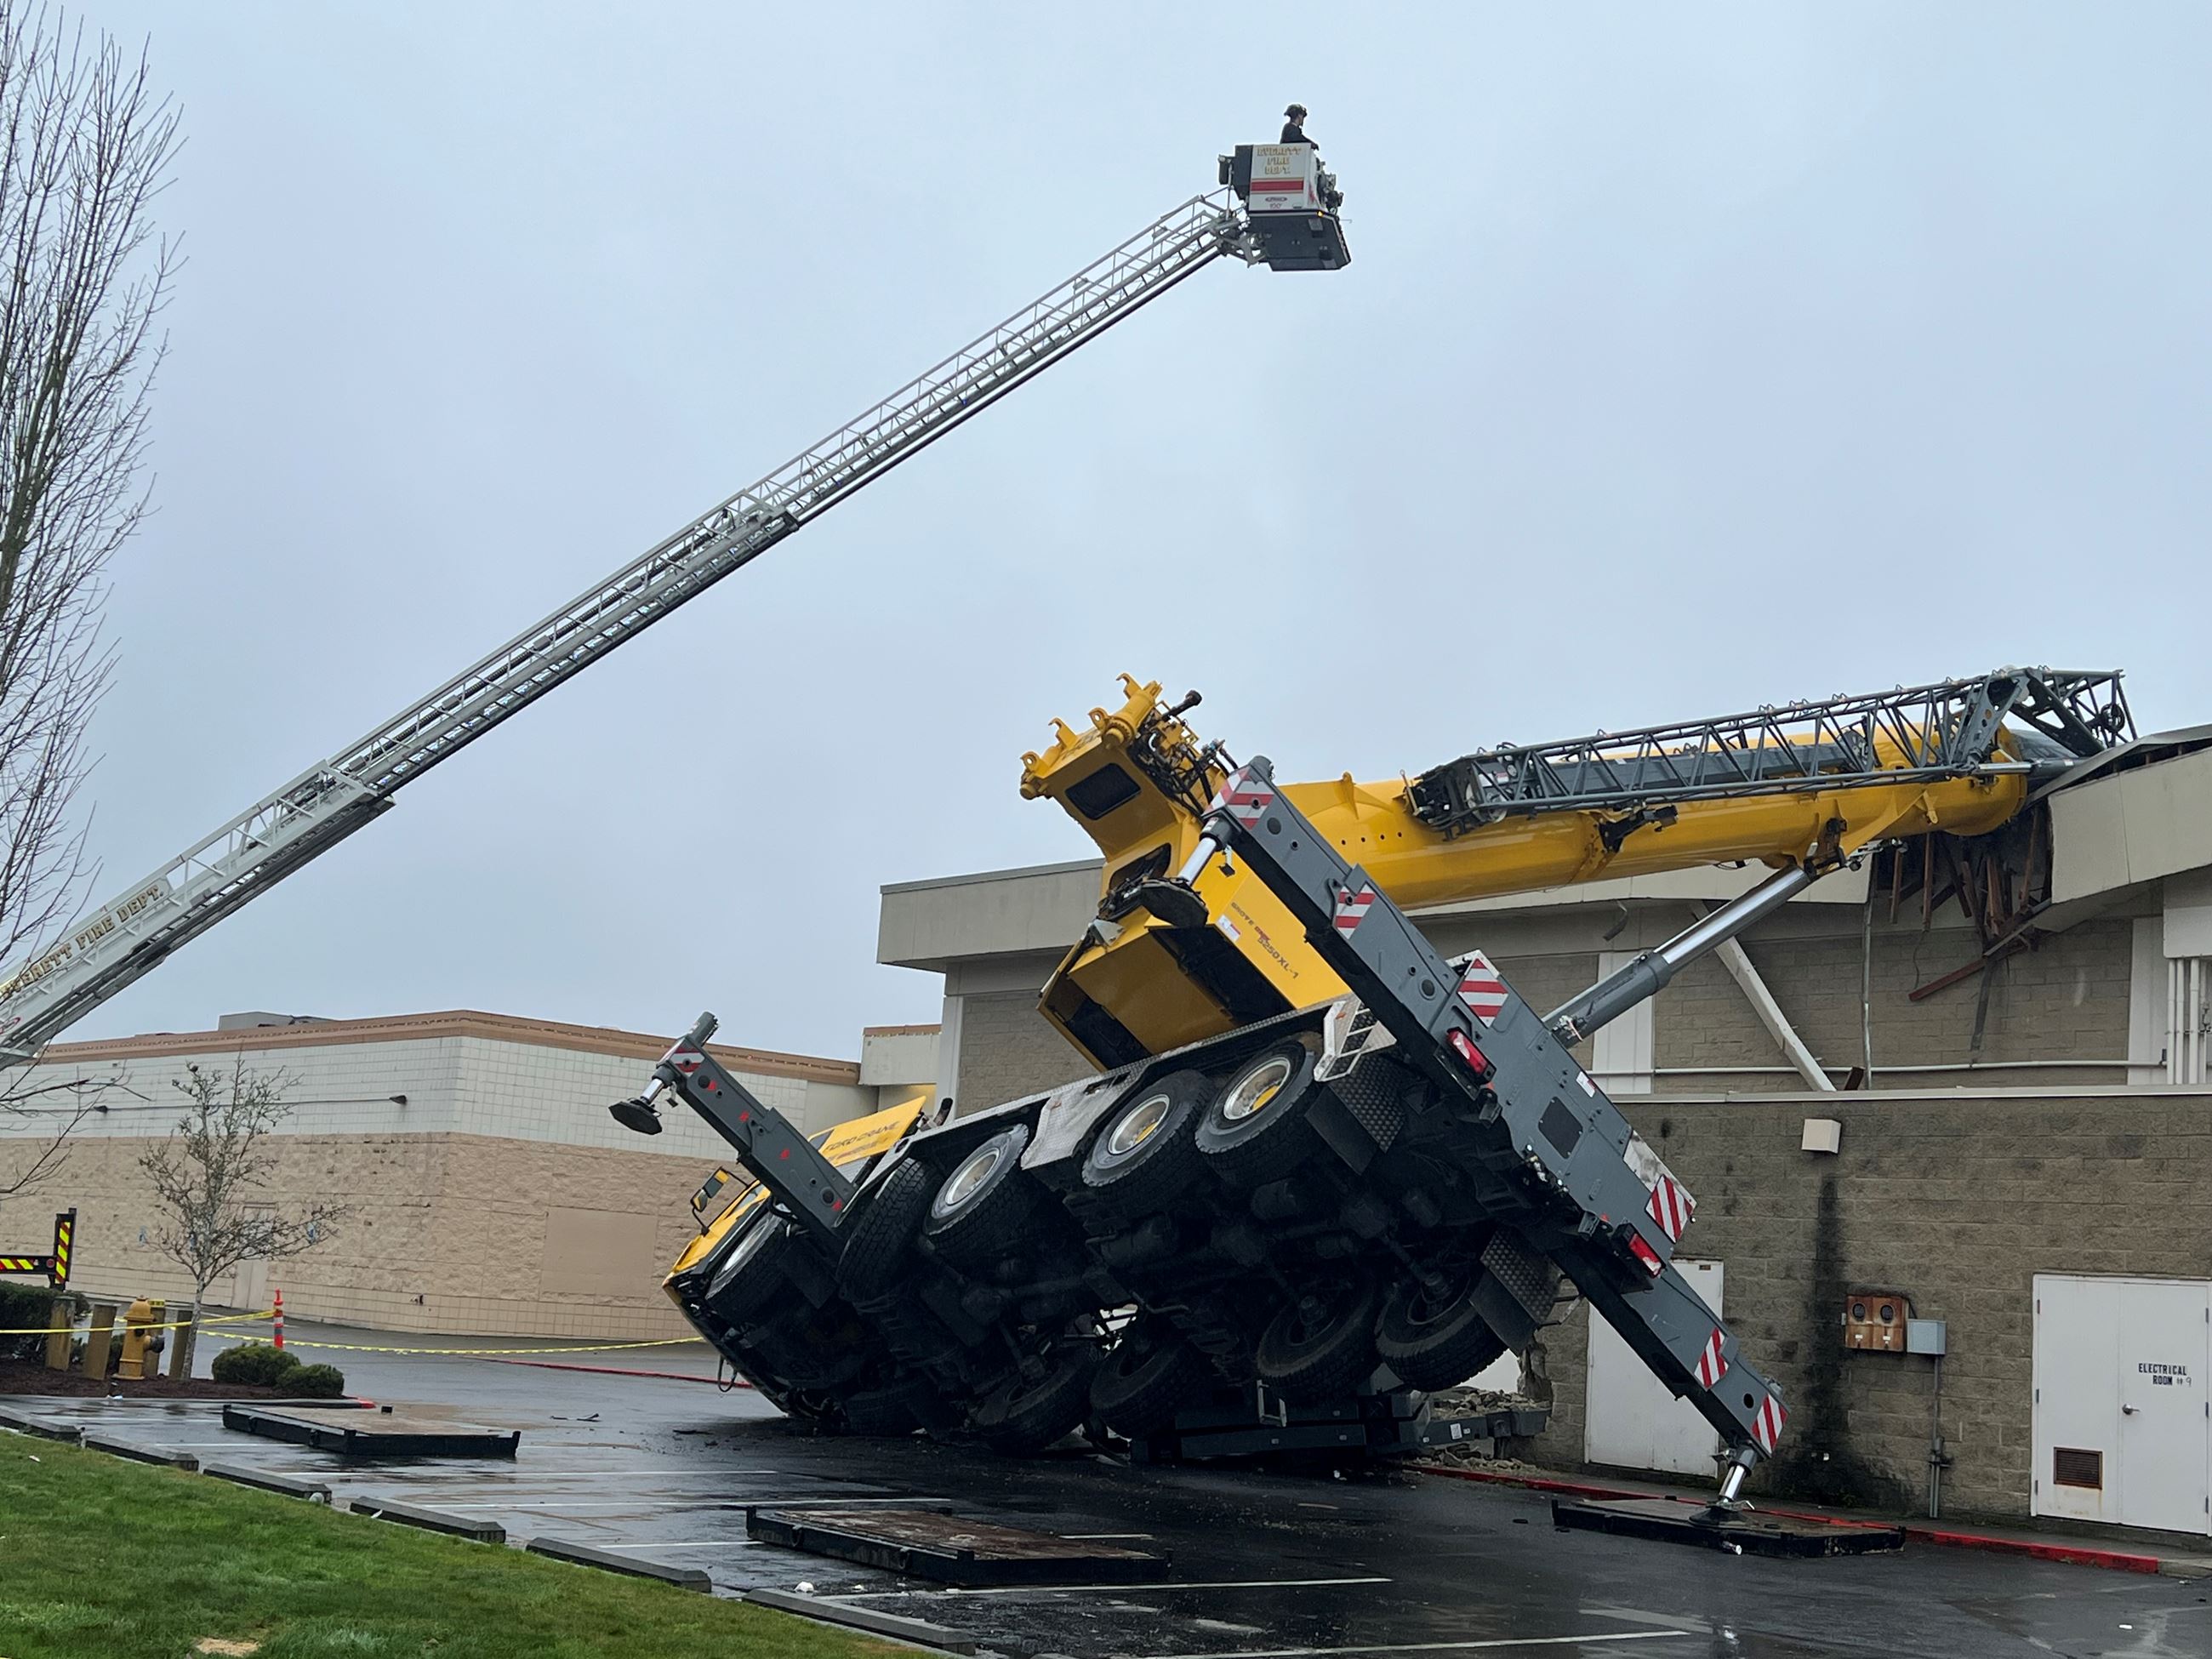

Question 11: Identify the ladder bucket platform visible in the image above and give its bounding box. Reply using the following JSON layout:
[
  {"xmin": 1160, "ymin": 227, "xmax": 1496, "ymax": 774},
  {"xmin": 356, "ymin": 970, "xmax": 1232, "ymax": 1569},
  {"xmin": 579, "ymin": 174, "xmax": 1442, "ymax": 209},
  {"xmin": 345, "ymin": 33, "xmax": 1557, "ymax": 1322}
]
[
  {"xmin": 222, "ymin": 1404, "xmax": 520, "ymax": 1459},
  {"xmin": 1551, "ymin": 1496, "xmax": 1905, "ymax": 1559},
  {"xmin": 745, "ymin": 1506, "xmax": 1170, "ymax": 1587}
]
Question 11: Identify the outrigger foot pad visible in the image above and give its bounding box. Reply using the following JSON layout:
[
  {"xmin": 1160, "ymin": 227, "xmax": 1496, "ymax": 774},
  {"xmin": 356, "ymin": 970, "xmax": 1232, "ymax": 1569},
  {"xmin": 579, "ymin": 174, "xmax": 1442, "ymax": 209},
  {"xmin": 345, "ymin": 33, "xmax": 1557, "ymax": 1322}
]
[
  {"xmin": 609, "ymin": 1096, "xmax": 664, "ymax": 1136},
  {"xmin": 1550, "ymin": 1497, "xmax": 1904, "ymax": 1559}
]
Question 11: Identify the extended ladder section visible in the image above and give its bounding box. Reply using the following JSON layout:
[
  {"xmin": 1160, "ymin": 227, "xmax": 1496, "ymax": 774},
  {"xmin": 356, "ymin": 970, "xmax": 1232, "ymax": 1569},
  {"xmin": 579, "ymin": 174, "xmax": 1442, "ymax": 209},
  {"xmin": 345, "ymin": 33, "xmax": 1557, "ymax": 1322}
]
[
  {"xmin": 1190, "ymin": 759, "xmax": 1793, "ymax": 1489},
  {"xmin": 0, "ymin": 178, "xmax": 1332, "ymax": 1055},
  {"xmin": 1405, "ymin": 669, "xmax": 2130, "ymax": 835}
]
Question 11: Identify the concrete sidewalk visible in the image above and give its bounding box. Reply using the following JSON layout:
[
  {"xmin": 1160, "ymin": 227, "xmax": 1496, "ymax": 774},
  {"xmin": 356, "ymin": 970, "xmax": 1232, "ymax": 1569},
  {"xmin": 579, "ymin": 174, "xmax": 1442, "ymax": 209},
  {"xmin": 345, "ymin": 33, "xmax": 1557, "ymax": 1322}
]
[{"xmin": 1419, "ymin": 1458, "xmax": 2212, "ymax": 1578}]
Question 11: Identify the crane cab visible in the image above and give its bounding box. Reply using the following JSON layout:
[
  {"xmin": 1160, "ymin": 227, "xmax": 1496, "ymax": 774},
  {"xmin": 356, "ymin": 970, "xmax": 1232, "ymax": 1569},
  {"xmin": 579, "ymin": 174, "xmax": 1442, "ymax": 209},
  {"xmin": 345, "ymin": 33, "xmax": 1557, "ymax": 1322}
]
[{"xmin": 1223, "ymin": 143, "xmax": 1350, "ymax": 271}]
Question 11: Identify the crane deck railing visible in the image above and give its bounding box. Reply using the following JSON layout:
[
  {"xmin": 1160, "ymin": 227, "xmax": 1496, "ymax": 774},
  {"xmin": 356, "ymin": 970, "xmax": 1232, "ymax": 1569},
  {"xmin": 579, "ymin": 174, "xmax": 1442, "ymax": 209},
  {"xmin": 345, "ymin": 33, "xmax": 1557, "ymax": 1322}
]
[{"xmin": 1405, "ymin": 669, "xmax": 2130, "ymax": 835}]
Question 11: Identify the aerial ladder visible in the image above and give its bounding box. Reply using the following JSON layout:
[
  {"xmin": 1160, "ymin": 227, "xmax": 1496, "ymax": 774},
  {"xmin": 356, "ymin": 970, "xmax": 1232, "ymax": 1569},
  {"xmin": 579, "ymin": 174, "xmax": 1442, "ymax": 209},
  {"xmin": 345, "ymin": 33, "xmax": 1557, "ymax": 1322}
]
[{"xmin": 0, "ymin": 140, "xmax": 1349, "ymax": 1057}]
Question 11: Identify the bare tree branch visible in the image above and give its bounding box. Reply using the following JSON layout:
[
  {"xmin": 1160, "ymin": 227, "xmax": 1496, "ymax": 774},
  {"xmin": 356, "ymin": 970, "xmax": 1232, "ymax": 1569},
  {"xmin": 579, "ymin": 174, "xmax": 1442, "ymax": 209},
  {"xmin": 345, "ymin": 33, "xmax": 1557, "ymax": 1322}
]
[
  {"xmin": 0, "ymin": 2, "xmax": 178, "ymax": 1206},
  {"xmin": 0, "ymin": 1068, "xmax": 134, "ymax": 1200},
  {"xmin": 139, "ymin": 1063, "xmax": 346, "ymax": 1308}
]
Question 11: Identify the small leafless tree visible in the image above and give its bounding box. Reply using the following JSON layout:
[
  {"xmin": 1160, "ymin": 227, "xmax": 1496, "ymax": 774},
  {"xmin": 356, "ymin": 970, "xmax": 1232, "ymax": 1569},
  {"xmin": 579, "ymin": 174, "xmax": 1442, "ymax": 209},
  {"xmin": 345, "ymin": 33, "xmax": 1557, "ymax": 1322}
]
[
  {"xmin": 0, "ymin": 4, "xmax": 179, "ymax": 1208},
  {"xmin": 140, "ymin": 1063, "xmax": 345, "ymax": 1367}
]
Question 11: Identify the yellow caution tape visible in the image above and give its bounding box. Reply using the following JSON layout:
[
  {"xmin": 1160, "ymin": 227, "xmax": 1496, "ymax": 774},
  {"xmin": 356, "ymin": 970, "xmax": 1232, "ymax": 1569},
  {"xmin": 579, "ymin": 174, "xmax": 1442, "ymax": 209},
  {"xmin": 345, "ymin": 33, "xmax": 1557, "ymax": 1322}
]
[
  {"xmin": 0, "ymin": 1305, "xmax": 705, "ymax": 1356},
  {"xmin": 0, "ymin": 1308, "xmax": 276, "ymax": 1337}
]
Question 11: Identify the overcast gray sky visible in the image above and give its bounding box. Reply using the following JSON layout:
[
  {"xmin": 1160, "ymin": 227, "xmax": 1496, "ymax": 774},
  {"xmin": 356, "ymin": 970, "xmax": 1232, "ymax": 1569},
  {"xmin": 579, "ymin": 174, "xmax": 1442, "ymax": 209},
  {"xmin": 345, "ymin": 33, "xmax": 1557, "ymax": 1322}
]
[{"xmin": 63, "ymin": 3, "xmax": 2212, "ymax": 1058}]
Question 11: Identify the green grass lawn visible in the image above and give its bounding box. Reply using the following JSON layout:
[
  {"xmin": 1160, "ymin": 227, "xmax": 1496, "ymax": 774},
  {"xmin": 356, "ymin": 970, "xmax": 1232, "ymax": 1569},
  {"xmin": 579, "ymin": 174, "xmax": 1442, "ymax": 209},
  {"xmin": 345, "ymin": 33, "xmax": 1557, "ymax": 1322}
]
[{"xmin": 0, "ymin": 1436, "xmax": 905, "ymax": 1659}]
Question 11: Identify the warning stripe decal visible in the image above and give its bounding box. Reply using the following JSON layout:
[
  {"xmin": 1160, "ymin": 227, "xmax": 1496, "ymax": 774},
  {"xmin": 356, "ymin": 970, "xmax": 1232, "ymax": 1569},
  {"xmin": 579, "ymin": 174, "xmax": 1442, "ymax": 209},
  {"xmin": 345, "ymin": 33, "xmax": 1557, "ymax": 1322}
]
[
  {"xmin": 1695, "ymin": 1327, "xmax": 1728, "ymax": 1390},
  {"xmin": 1753, "ymin": 1392, "xmax": 1787, "ymax": 1453},
  {"xmin": 1333, "ymin": 883, "xmax": 1378, "ymax": 938},
  {"xmin": 1646, "ymin": 1174, "xmax": 1695, "ymax": 1243},
  {"xmin": 1456, "ymin": 951, "xmax": 1509, "ymax": 1027},
  {"xmin": 1215, "ymin": 771, "xmax": 1276, "ymax": 827}
]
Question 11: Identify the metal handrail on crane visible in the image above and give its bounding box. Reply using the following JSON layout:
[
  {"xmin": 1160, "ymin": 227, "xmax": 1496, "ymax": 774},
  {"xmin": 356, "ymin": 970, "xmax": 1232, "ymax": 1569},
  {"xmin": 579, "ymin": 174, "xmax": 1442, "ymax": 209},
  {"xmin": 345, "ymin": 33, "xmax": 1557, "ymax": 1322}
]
[
  {"xmin": 0, "ymin": 183, "xmax": 1302, "ymax": 1055},
  {"xmin": 1405, "ymin": 668, "xmax": 2131, "ymax": 835}
]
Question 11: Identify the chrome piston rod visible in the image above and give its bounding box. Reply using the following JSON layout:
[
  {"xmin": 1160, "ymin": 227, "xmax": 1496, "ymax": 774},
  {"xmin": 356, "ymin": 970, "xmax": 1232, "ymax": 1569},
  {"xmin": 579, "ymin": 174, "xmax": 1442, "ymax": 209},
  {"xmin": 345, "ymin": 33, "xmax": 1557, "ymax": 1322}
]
[{"xmin": 1547, "ymin": 863, "xmax": 1821, "ymax": 1046}]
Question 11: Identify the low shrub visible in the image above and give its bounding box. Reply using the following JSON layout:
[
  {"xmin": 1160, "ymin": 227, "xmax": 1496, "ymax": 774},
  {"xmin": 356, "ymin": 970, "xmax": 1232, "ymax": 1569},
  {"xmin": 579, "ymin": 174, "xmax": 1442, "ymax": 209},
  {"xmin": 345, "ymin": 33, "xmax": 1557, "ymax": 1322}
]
[
  {"xmin": 0, "ymin": 1284, "xmax": 61, "ymax": 1361},
  {"xmin": 209, "ymin": 1342, "xmax": 296, "ymax": 1388},
  {"xmin": 285, "ymin": 1362, "xmax": 347, "ymax": 1399},
  {"xmin": 208, "ymin": 1342, "xmax": 346, "ymax": 1397}
]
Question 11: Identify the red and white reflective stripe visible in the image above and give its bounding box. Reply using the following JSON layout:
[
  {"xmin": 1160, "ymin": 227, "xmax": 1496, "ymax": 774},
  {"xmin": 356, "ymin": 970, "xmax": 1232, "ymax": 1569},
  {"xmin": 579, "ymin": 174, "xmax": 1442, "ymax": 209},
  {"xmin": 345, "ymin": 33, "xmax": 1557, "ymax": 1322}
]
[
  {"xmin": 1752, "ymin": 1392, "xmax": 1787, "ymax": 1452},
  {"xmin": 1626, "ymin": 1233, "xmax": 1663, "ymax": 1277},
  {"xmin": 1695, "ymin": 1327, "xmax": 1728, "ymax": 1389},
  {"xmin": 1211, "ymin": 767, "xmax": 1277, "ymax": 827},
  {"xmin": 1646, "ymin": 1174, "xmax": 1695, "ymax": 1243},
  {"xmin": 664, "ymin": 1046, "xmax": 704, "ymax": 1075},
  {"xmin": 1333, "ymin": 883, "xmax": 1378, "ymax": 937},
  {"xmin": 1456, "ymin": 951, "xmax": 1509, "ymax": 1027}
]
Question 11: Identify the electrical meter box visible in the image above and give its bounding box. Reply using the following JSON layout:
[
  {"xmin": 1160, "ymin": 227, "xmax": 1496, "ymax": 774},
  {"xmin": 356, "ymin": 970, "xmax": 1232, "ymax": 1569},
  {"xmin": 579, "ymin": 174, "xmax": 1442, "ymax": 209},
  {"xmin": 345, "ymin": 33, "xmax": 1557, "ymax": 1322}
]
[{"xmin": 1844, "ymin": 1290, "xmax": 1913, "ymax": 1352}]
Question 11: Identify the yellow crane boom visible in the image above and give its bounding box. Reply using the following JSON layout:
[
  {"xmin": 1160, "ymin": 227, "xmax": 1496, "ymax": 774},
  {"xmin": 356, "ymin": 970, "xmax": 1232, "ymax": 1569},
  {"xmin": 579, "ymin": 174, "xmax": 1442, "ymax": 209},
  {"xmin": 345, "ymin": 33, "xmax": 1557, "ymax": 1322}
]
[{"xmin": 1020, "ymin": 670, "xmax": 2127, "ymax": 1067}]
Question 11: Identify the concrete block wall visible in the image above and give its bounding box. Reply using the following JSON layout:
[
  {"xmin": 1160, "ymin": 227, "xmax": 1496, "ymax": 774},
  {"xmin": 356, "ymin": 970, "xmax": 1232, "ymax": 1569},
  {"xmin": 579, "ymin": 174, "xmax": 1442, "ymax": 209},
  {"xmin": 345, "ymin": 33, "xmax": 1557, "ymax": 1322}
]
[
  {"xmin": 1729, "ymin": 915, "xmax": 2134, "ymax": 1087},
  {"xmin": 939, "ymin": 916, "xmax": 2135, "ymax": 1114},
  {"xmin": 1528, "ymin": 1087, "xmax": 2212, "ymax": 1522},
  {"xmin": 951, "ymin": 988, "xmax": 1097, "ymax": 1113}
]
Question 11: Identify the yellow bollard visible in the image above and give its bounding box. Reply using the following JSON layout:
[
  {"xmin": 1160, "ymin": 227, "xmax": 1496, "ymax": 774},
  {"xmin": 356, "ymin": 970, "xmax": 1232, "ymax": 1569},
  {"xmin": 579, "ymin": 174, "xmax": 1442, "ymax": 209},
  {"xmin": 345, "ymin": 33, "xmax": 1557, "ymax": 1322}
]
[
  {"xmin": 81, "ymin": 1301, "xmax": 117, "ymax": 1377},
  {"xmin": 168, "ymin": 1307, "xmax": 196, "ymax": 1381},
  {"xmin": 42, "ymin": 1298, "xmax": 72, "ymax": 1372}
]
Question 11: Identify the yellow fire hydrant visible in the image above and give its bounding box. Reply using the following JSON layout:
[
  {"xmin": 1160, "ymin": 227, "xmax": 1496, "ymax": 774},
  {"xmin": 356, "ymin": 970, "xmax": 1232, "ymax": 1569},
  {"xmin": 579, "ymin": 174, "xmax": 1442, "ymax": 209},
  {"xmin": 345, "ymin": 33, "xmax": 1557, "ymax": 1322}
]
[{"xmin": 117, "ymin": 1298, "xmax": 166, "ymax": 1381}]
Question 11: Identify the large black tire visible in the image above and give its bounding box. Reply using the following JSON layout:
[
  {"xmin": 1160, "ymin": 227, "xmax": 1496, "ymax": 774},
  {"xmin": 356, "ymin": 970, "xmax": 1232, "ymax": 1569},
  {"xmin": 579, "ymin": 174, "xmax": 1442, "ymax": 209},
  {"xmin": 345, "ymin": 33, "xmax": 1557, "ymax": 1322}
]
[
  {"xmin": 836, "ymin": 1157, "xmax": 934, "ymax": 1299},
  {"xmin": 1255, "ymin": 1273, "xmax": 1381, "ymax": 1405},
  {"xmin": 1090, "ymin": 1319, "xmax": 1211, "ymax": 1437},
  {"xmin": 1375, "ymin": 1268, "xmax": 1509, "ymax": 1393},
  {"xmin": 972, "ymin": 1348, "xmax": 1099, "ymax": 1456},
  {"xmin": 1080, "ymin": 1070, "xmax": 1210, "ymax": 1220},
  {"xmin": 1195, "ymin": 1036, "xmax": 1325, "ymax": 1188},
  {"xmin": 705, "ymin": 1211, "xmax": 800, "ymax": 1325},
  {"xmin": 923, "ymin": 1126, "xmax": 1038, "ymax": 1268}
]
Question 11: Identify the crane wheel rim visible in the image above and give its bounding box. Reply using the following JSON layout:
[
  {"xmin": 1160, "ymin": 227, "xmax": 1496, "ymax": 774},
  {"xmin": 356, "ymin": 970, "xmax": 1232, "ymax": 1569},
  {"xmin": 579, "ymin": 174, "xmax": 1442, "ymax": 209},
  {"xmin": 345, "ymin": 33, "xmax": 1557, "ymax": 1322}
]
[
  {"xmin": 941, "ymin": 1145, "xmax": 1004, "ymax": 1209},
  {"xmin": 1106, "ymin": 1092, "xmax": 1172, "ymax": 1157},
  {"xmin": 1220, "ymin": 1057, "xmax": 1293, "ymax": 1123}
]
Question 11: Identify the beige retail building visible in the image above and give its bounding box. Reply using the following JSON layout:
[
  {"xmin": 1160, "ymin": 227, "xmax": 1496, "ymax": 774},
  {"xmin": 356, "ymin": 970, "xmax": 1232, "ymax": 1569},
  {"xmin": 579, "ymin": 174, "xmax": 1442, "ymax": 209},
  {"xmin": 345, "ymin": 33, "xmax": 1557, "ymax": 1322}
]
[{"xmin": 0, "ymin": 1010, "xmax": 938, "ymax": 1342}]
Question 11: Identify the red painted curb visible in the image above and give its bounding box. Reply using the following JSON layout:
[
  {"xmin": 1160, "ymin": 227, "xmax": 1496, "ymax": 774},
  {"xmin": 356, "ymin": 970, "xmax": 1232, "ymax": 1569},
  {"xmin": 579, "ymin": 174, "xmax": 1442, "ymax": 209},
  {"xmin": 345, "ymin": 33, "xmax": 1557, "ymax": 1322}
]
[
  {"xmin": 485, "ymin": 1357, "xmax": 750, "ymax": 1388},
  {"xmin": 1415, "ymin": 1462, "xmax": 2168, "ymax": 1574},
  {"xmin": 1903, "ymin": 1525, "xmax": 2160, "ymax": 1575}
]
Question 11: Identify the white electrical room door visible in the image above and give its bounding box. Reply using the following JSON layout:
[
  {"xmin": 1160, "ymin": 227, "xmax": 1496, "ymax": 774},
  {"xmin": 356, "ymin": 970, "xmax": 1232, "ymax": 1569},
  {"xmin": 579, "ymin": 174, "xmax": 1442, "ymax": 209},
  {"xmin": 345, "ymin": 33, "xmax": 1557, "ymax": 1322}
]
[
  {"xmin": 1586, "ymin": 1259, "xmax": 1724, "ymax": 1478},
  {"xmin": 2033, "ymin": 1274, "xmax": 2210, "ymax": 1535},
  {"xmin": 2117, "ymin": 1279, "xmax": 2210, "ymax": 1534}
]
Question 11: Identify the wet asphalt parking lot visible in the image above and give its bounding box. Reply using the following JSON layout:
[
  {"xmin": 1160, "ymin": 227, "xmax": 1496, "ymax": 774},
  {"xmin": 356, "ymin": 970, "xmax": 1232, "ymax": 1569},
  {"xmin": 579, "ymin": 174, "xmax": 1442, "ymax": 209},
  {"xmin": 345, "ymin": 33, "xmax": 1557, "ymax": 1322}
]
[{"xmin": 10, "ymin": 1330, "xmax": 2211, "ymax": 1659}]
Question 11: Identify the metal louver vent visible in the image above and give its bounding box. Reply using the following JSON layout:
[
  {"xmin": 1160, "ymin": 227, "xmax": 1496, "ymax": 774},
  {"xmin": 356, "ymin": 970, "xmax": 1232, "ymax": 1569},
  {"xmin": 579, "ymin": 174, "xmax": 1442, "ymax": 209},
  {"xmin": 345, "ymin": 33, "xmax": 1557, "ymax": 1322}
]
[{"xmin": 2052, "ymin": 1446, "xmax": 2103, "ymax": 1490}]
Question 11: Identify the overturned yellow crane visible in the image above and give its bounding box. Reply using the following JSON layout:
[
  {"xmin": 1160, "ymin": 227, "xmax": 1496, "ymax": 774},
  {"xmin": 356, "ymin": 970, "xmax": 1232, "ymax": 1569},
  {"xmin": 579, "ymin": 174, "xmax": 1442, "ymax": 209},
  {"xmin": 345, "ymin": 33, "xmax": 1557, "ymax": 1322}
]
[{"xmin": 633, "ymin": 665, "xmax": 2127, "ymax": 1490}]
